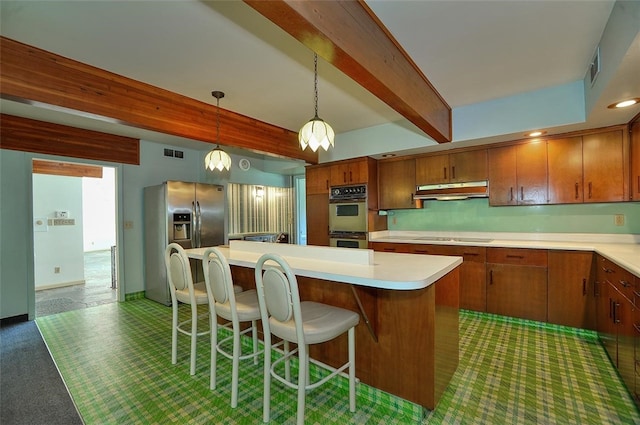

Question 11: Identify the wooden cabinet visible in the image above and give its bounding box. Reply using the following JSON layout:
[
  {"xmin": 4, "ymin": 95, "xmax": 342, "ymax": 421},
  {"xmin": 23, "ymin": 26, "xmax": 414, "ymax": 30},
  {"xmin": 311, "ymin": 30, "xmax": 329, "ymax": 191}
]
[
  {"xmin": 410, "ymin": 244, "xmax": 487, "ymax": 312},
  {"xmin": 415, "ymin": 150, "xmax": 487, "ymax": 185},
  {"xmin": 547, "ymin": 251, "xmax": 596, "ymax": 329},
  {"xmin": 630, "ymin": 120, "xmax": 640, "ymax": 201},
  {"xmin": 330, "ymin": 157, "xmax": 371, "ymax": 186},
  {"xmin": 547, "ymin": 136, "xmax": 584, "ymax": 204},
  {"xmin": 378, "ymin": 157, "xmax": 416, "ymax": 210},
  {"xmin": 488, "ymin": 142, "xmax": 547, "ymax": 205},
  {"xmin": 486, "ymin": 247, "xmax": 548, "ymax": 321},
  {"xmin": 596, "ymin": 254, "xmax": 637, "ymax": 398},
  {"xmin": 545, "ymin": 128, "xmax": 627, "ymax": 204},
  {"xmin": 306, "ymin": 193, "xmax": 329, "ymax": 246},
  {"xmin": 582, "ymin": 129, "xmax": 626, "ymax": 202},
  {"xmin": 306, "ymin": 164, "xmax": 331, "ymax": 195}
]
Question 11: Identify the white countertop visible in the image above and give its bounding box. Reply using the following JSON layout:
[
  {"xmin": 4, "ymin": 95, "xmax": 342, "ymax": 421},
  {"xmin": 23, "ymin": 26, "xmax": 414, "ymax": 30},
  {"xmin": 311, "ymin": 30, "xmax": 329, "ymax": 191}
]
[
  {"xmin": 185, "ymin": 240, "xmax": 462, "ymax": 291},
  {"xmin": 369, "ymin": 231, "xmax": 640, "ymax": 276}
]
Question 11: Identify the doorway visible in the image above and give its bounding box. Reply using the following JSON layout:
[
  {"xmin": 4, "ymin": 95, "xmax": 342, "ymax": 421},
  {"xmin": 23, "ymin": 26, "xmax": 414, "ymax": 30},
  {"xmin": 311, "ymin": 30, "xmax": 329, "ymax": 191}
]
[{"xmin": 32, "ymin": 160, "xmax": 118, "ymax": 317}]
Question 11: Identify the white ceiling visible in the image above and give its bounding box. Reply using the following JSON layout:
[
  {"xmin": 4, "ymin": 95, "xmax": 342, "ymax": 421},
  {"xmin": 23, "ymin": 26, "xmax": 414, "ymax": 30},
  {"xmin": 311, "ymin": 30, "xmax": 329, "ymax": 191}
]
[{"xmin": 1, "ymin": 0, "xmax": 638, "ymax": 163}]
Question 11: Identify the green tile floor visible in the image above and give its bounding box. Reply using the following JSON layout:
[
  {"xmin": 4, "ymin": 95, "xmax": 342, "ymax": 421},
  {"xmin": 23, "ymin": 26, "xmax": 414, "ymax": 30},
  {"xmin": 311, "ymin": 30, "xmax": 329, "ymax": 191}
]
[{"xmin": 36, "ymin": 299, "xmax": 640, "ymax": 424}]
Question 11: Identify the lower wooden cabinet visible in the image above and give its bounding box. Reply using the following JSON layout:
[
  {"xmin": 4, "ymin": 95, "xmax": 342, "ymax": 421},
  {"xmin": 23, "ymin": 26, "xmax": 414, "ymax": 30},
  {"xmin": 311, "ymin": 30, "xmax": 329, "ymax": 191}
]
[
  {"xmin": 486, "ymin": 248, "xmax": 548, "ymax": 322},
  {"xmin": 547, "ymin": 251, "xmax": 596, "ymax": 329},
  {"xmin": 306, "ymin": 193, "xmax": 329, "ymax": 246}
]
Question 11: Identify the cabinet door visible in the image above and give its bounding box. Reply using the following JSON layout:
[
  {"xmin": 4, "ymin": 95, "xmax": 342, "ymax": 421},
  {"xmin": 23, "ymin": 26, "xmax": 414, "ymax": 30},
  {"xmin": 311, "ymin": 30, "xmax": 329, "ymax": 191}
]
[
  {"xmin": 378, "ymin": 158, "xmax": 416, "ymax": 209},
  {"xmin": 516, "ymin": 142, "xmax": 548, "ymax": 204},
  {"xmin": 415, "ymin": 154, "xmax": 449, "ymax": 184},
  {"xmin": 306, "ymin": 193, "xmax": 329, "ymax": 246},
  {"xmin": 486, "ymin": 264, "xmax": 547, "ymax": 321},
  {"xmin": 330, "ymin": 159, "xmax": 369, "ymax": 186},
  {"xmin": 616, "ymin": 293, "xmax": 635, "ymax": 395},
  {"xmin": 488, "ymin": 146, "xmax": 517, "ymax": 205},
  {"xmin": 547, "ymin": 137, "xmax": 583, "ymax": 204},
  {"xmin": 449, "ymin": 150, "xmax": 488, "ymax": 183},
  {"xmin": 547, "ymin": 251, "xmax": 595, "ymax": 329},
  {"xmin": 597, "ymin": 260, "xmax": 617, "ymax": 362},
  {"xmin": 330, "ymin": 163, "xmax": 352, "ymax": 186},
  {"xmin": 632, "ymin": 121, "xmax": 640, "ymax": 201},
  {"xmin": 583, "ymin": 130, "xmax": 625, "ymax": 202},
  {"xmin": 306, "ymin": 165, "xmax": 331, "ymax": 195}
]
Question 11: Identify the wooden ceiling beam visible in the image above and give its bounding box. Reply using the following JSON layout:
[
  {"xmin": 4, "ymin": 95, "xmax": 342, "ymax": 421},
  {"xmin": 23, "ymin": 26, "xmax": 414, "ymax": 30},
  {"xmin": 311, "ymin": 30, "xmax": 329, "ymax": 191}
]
[
  {"xmin": 0, "ymin": 36, "xmax": 317, "ymax": 164},
  {"xmin": 244, "ymin": 0, "xmax": 452, "ymax": 143}
]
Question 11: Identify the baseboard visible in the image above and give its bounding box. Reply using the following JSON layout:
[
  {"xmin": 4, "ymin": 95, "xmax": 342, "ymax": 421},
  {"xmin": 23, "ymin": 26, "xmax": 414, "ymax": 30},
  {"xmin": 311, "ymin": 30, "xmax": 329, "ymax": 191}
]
[
  {"xmin": 0, "ymin": 314, "xmax": 29, "ymax": 326},
  {"xmin": 36, "ymin": 280, "xmax": 85, "ymax": 291}
]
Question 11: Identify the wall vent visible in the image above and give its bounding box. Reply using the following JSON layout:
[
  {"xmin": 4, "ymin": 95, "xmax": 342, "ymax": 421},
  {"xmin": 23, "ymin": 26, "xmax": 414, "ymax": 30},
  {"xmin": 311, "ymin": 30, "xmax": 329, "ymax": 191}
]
[{"xmin": 589, "ymin": 46, "xmax": 600, "ymax": 86}]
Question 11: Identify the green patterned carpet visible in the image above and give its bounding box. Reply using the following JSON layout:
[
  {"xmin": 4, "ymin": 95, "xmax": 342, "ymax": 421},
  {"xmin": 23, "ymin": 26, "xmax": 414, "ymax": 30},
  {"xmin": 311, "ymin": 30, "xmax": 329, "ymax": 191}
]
[{"xmin": 36, "ymin": 299, "xmax": 640, "ymax": 424}]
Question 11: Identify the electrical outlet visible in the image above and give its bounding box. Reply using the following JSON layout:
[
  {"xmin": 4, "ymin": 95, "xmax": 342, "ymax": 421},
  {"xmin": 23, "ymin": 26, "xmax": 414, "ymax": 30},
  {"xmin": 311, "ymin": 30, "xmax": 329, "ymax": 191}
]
[
  {"xmin": 124, "ymin": 221, "xmax": 134, "ymax": 229},
  {"xmin": 614, "ymin": 214, "xmax": 625, "ymax": 226},
  {"xmin": 54, "ymin": 266, "xmax": 61, "ymax": 274}
]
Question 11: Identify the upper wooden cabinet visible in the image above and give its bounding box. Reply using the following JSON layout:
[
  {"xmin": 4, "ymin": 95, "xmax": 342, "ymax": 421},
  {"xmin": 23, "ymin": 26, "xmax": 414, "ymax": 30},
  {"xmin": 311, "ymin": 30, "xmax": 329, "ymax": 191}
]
[
  {"xmin": 488, "ymin": 142, "xmax": 547, "ymax": 206},
  {"xmin": 582, "ymin": 129, "xmax": 626, "ymax": 202},
  {"xmin": 378, "ymin": 157, "xmax": 416, "ymax": 210},
  {"xmin": 306, "ymin": 164, "xmax": 331, "ymax": 195},
  {"xmin": 548, "ymin": 136, "xmax": 584, "ymax": 204},
  {"xmin": 548, "ymin": 129, "xmax": 627, "ymax": 204},
  {"xmin": 415, "ymin": 150, "xmax": 487, "ymax": 185},
  {"xmin": 330, "ymin": 157, "xmax": 371, "ymax": 186},
  {"xmin": 632, "ymin": 120, "xmax": 640, "ymax": 201}
]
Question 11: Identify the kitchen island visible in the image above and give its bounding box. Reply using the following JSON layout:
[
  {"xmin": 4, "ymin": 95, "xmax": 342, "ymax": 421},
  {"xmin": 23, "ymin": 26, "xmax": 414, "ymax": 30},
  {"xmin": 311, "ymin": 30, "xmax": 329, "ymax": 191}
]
[{"xmin": 186, "ymin": 240, "xmax": 462, "ymax": 410}]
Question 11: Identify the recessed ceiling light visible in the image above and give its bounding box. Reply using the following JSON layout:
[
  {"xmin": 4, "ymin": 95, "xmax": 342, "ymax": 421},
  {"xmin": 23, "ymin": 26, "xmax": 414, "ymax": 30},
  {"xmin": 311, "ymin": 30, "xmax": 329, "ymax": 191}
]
[
  {"xmin": 607, "ymin": 98, "xmax": 640, "ymax": 109},
  {"xmin": 526, "ymin": 131, "xmax": 546, "ymax": 137}
]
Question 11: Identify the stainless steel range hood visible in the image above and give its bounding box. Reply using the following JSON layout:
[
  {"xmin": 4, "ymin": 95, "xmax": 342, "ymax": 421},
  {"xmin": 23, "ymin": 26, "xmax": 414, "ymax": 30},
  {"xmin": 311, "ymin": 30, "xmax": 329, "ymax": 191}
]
[{"xmin": 413, "ymin": 181, "xmax": 488, "ymax": 201}]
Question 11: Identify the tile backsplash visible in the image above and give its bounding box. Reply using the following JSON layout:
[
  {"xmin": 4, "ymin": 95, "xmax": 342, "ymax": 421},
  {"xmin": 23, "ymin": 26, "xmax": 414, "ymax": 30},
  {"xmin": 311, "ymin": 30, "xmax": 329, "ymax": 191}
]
[{"xmin": 387, "ymin": 199, "xmax": 640, "ymax": 234}]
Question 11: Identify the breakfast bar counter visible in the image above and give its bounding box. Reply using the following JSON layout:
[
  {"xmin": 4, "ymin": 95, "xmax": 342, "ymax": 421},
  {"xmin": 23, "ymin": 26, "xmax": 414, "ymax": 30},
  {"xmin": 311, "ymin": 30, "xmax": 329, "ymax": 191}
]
[{"xmin": 186, "ymin": 241, "xmax": 462, "ymax": 410}]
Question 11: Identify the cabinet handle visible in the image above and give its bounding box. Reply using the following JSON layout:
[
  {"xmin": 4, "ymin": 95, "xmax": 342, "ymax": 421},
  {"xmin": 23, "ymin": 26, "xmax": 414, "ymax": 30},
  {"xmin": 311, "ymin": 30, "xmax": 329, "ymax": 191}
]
[
  {"xmin": 452, "ymin": 166, "xmax": 456, "ymax": 180},
  {"xmin": 582, "ymin": 278, "xmax": 586, "ymax": 296},
  {"xmin": 509, "ymin": 187, "xmax": 514, "ymax": 201},
  {"xmin": 588, "ymin": 182, "xmax": 592, "ymax": 199},
  {"xmin": 349, "ymin": 171, "xmax": 353, "ymax": 182},
  {"xmin": 383, "ymin": 248, "xmax": 396, "ymax": 252},
  {"xmin": 620, "ymin": 280, "xmax": 631, "ymax": 288},
  {"xmin": 343, "ymin": 172, "xmax": 347, "ymax": 183},
  {"xmin": 489, "ymin": 269, "xmax": 493, "ymax": 285},
  {"xmin": 463, "ymin": 252, "xmax": 479, "ymax": 256},
  {"xmin": 506, "ymin": 254, "xmax": 524, "ymax": 259},
  {"xmin": 575, "ymin": 182, "xmax": 579, "ymax": 199},
  {"xmin": 414, "ymin": 249, "xmax": 430, "ymax": 254},
  {"xmin": 614, "ymin": 302, "xmax": 620, "ymax": 324},
  {"xmin": 602, "ymin": 266, "xmax": 613, "ymax": 274},
  {"xmin": 520, "ymin": 186, "xmax": 524, "ymax": 201},
  {"xmin": 443, "ymin": 167, "xmax": 447, "ymax": 180},
  {"xmin": 634, "ymin": 323, "xmax": 640, "ymax": 334}
]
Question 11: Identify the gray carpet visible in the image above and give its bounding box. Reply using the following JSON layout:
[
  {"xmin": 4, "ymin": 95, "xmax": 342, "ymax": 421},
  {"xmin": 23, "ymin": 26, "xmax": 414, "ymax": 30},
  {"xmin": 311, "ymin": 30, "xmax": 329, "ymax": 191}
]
[{"xmin": 0, "ymin": 320, "xmax": 83, "ymax": 425}]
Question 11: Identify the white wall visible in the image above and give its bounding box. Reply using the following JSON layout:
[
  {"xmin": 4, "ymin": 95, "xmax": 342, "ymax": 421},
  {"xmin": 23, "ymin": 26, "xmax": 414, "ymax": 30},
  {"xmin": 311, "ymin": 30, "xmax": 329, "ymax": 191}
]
[
  {"xmin": 83, "ymin": 167, "xmax": 116, "ymax": 251},
  {"xmin": 33, "ymin": 174, "xmax": 85, "ymax": 289}
]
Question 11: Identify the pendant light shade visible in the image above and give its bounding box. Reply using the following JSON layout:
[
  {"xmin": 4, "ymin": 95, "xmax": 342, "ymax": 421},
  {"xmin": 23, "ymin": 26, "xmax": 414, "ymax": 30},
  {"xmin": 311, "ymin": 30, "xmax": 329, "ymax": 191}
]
[
  {"xmin": 299, "ymin": 53, "xmax": 334, "ymax": 152},
  {"xmin": 205, "ymin": 90, "xmax": 232, "ymax": 172}
]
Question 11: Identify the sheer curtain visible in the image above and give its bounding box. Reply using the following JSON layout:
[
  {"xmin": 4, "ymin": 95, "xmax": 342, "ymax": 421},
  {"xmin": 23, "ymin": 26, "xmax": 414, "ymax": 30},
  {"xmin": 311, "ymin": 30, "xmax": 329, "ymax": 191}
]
[{"xmin": 227, "ymin": 184, "xmax": 294, "ymax": 241}]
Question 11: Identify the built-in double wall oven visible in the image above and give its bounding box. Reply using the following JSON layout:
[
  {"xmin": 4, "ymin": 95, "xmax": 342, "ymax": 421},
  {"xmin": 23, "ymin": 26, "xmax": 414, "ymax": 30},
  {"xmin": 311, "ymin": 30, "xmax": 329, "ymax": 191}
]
[{"xmin": 329, "ymin": 184, "xmax": 368, "ymax": 249}]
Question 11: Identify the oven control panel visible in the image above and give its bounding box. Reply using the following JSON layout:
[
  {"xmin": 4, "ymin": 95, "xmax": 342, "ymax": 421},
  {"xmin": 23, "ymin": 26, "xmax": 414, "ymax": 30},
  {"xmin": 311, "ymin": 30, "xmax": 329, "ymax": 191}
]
[{"xmin": 330, "ymin": 185, "xmax": 367, "ymax": 200}]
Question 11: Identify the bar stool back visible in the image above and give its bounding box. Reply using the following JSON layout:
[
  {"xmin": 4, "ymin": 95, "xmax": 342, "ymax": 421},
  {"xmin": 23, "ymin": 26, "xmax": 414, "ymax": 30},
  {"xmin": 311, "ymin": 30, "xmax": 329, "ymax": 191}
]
[{"xmin": 254, "ymin": 253, "xmax": 359, "ymax": 425}]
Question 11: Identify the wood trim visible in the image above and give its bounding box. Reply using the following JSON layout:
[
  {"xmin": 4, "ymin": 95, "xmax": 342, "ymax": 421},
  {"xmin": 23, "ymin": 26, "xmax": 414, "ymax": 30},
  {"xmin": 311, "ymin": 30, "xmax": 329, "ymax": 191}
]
[
  {"xmin": 0, "ymin": 36, "xmax": 317, "ymax": 164},
  {"xmin": 1, "ymin": 114, "xmax": 140, "ymax": 165},
  {"xmin": 244, "ymin": 0, "xmax": 452, "ymax": 144},
  {"xmin": 33, "ymin": 160, "xmax": 103, "ymax": 178}
]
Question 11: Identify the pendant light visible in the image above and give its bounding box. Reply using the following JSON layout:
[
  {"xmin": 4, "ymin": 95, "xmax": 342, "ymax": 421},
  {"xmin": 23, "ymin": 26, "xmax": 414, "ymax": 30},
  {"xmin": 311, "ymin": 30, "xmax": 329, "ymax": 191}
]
[
  {"xmin": 204, "ymin": 90, "xmax": 232, "ymax": 172},
  {"xmin": 299, "ymin": 53, "xmax": 335, "ymax": 152}
]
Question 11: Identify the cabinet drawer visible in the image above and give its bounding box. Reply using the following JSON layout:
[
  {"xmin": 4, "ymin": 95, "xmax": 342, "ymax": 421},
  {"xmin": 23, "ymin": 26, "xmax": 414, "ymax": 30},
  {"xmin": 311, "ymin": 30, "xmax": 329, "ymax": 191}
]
[
  {"xmin": 487, "ymin": 247, "xmax": 547, "ymax": 266},
  {"xmin": 370, "ymin": 242, "xmax": 411, "ymax": 253},
  {"xmin": 410, "ymin": 244, "xmax": 456, "ymax": 256},
  {"xmin": 601, "ymin": 257, "xmax": 636, "ymax": 305}
]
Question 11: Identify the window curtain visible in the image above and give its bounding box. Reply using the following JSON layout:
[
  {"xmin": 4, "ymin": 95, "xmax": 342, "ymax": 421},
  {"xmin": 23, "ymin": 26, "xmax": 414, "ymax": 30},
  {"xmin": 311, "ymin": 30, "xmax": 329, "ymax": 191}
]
[{"xmin": 227, "ymin": 184, "xmax": 294, "ymax": 241}]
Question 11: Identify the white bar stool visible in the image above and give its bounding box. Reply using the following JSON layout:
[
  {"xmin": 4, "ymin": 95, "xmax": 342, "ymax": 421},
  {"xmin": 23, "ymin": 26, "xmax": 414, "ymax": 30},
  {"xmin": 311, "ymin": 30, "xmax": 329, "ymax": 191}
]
[
  {"xmin": 165, "ymin": 243, "xmax": 209, "ymax": 376},
  {"xmin": 254, "ymin": 253, "xmax": 359, "ymax": 425},
  {"xmin": 202, "ymin": 247, "xmax": 261, "ymax": 408}
]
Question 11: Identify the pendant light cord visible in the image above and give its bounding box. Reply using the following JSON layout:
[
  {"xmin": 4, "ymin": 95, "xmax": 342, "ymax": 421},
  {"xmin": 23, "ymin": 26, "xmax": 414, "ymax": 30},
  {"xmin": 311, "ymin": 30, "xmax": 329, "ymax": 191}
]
[
  {"xmin": 313, "ymin": 53, "xmax": 319, "ymax": 119},
  {"xmin": 216, "ymin": 96, "xmax": 221, "ymax": 147}
]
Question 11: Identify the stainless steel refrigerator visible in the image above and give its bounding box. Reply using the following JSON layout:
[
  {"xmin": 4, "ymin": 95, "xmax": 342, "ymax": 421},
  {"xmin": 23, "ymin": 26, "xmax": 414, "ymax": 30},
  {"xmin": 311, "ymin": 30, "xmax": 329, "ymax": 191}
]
[{"xmin": 144, "ymin": 181, "xmax": 225, "ymax": 305}]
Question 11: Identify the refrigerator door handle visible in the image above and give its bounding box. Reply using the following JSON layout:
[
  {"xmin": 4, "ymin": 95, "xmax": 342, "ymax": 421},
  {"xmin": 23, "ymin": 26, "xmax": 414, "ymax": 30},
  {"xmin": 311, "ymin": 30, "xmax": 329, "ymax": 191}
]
[
  {"xmin": 191, "ymin": 201, "xmax": 197, "ymax": 247},
  {"xmin": 196, "ymin": 201, "xmax": 202, "ymax": 248}
]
